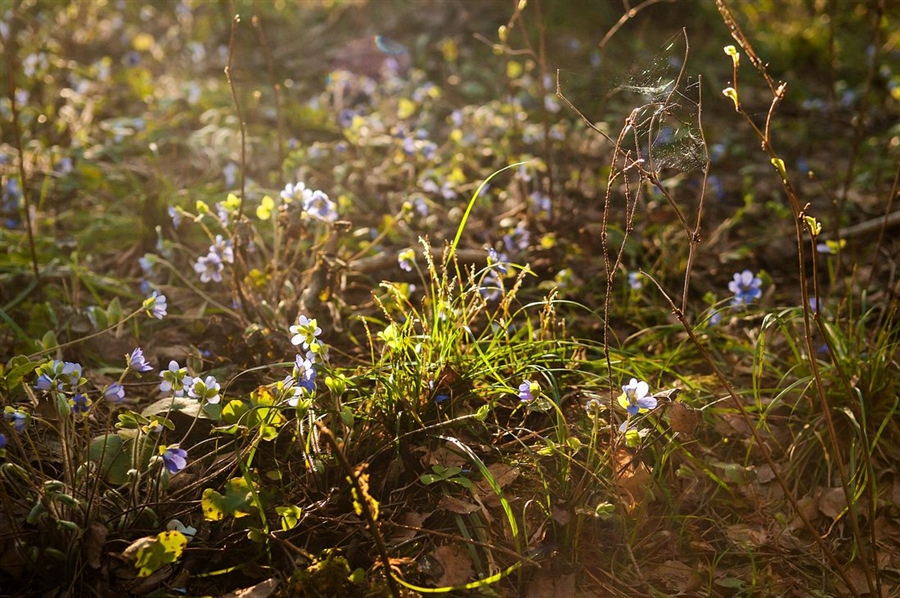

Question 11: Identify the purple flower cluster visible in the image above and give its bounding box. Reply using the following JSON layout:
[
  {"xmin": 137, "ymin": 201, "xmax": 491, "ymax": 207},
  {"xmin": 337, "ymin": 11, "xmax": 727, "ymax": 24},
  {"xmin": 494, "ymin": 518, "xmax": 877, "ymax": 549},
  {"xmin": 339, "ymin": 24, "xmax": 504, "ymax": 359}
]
[
  {"xmin": 194, "ymin": 235, "xmax": 234, "ymax": 284},
  {"xmin": 158, "ymin": 360, "xmax": 221, "ymax": 405},
  {"xmin": 280, "ymin": 182, "xmax": 338, "ymax": 223},
  {"xmin": 285, "ymin": 355, "xmax": 317, "ymax": 407},
  {"xmin": 503, "ymin": 222, "xmax": 530, "ymax": 253},
  {"xmin": 35, "ymin": 360, "xmax": 85, "ymax": 393}
]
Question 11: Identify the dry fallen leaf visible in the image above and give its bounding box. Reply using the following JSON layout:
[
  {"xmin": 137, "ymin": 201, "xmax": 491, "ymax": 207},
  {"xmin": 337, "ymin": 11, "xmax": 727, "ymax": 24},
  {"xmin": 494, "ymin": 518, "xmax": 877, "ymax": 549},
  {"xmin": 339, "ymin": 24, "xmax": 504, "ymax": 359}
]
[
  {"xmin": 669, "ymin": 401, "xmax": 702, "ymax": 436},
  {"xmin": 714, "ymin": 412, "xmax": 753, "ymax": 437},
  {"xmin": 389, "ymin": 511, "xmax": 426, "ymax": 544},
  {"xmin": 817, "ymin": 487, "xmax": 848, "ymax": 520},
  {"xmin": 788, "ymin": 494, "xmax": 820, "ymax": 531},
  {"xmin": 222, "ymin": 578, "xmax": 279, "ymax": 598},
  {"xmin": 432, "ymin": 544, "xmax": 473, "ymax": 587},
  {"xmin": 616, "ymin": 459, "xmax": 652, "ymax": 504},
  {"xmin": 424, "ymin": 444, "xmax": 467, "ymax": 469},
  {"xmin": 474, "ymin": 463, "xmax": 520, "ymax": 508},
  {"xmin": 525, "ymin": 572, "xmax": 576, "ymax": 598},
  {"xmin": 84, "ymin": 521, "xmax": 108, "ymax": 569},
  {"xmin": 438, "ymin": 495, "xmax": 480, "ymax": 514},
  {"xmin": 839, "ymin": 561, "xmax": 871, "ymax": 597},
  {"xmin": 650, "ymin": 560, "xmax": 701, "ymax": 593},
  {"xmin": 475, "ymin": 463, "xmax": 520, "ymax": 494},
  {"xmin": 754, "ymin": 463, "xmax": 776, "ymax": 484},
  {"xmin": 724, "ymin": 523, "xmax": 767, "ymax": 549},
  {"xmin": 552, "ymin": 503, "xmax": 571, "ymax": 526}
]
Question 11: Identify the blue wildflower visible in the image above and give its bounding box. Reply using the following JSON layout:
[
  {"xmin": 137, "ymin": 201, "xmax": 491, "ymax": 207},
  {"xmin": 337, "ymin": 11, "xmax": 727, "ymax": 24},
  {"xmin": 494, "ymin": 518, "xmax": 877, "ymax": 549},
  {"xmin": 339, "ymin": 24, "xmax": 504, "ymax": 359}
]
[
  {"xmin": 619, "ymin": 378, "xmax": 657, "ymax": 416},
  {"xmin": 281, "ymin": 181, "xmax": 313, "ymax": 205},
  {"xmin": 128, "ymin": 347, "xmax": 153, "ymax": 373},
  {"xmin": 194, "ymin": 251, "xmax": 224, "ymax": 283},
  {"xmin": 35, "ymin": 360, "xmax": 83, "ymax": 392},
  {"xmin": 223, "ymin": 162, "xmax": 238, "ymax": 187},
  {"xmin": 141, "ymin": 418, "xmax": 164, "ymax": 435},
  {"xmin": 292, "ymin": 356, "xmax": 317, "ymax": 402},
  {"xmin": 187, "ymin": 375, "xmax": 221, "ymax": 405},
  {"xmin": 809, "ymin": 297, "xmax": 820, "ymax": 313},
  {"xmin": 55, "ymin": 157, "xmax": 73, "ymax": 175},
  {"xmin": 479, "ymin": 271, "xmax": 503, "ymax": 302},
  {"xmin": 628, "ymin": 271, "xmax": 643, "ymax": 290},
  {"xmin": 69, "ymin": 393, "xmax": 92, "ymax": 415},
  {"xmin": 103, "ymin": 383, "xmax": 126, "ymax": 403},
  {"xmin": 584, "ymin": 397, "xmax": 603, "ymax": 413},
  {"xmin": 398, "ymin": 248, "xmax": 416, "ymax": 272},
  {"xmin": 487, "ymin": 248, "xmax": 509, "ymax": 276},
  {"xmin": 502, "ymin": 222, "xmax": 530, "ymax": 253},
  {"xmin": 159, "ymin": 361, "xmax": 192, "ymax": 397},
  {"xmin": 412, "ymin": 196, "xmax": 429, "ymax": 217},
  {"xmin": 143, "ymin": 291, "xmax": 168, "ymax": 319},
  {"xmin": 138, "ymin": 255, "xmax": 155, "ymax": 277},
  {"xmin": 304, "ymin": 190, "xmax": 338, "ymax": 223},
  {"xmin": 168, "ymin": 206, "xmax": 182, "ymax": 229},
  {"xmin": 160, "ymin": 445, "xmax": 188, "ymax": 474},
  {"xmin": 728, "ymin": 270, "xmax": 763, "ymax": 306},
  {"xmin": 3, "ymin": 407, "xmax": 28, "ymax": 433},
  {"xmin": 420, "ymin": 178, "xmax": 456, "ymax": 200},
  {"xmin": 518, "ymin": 380, "xmax": 540, "ymax": 402},
  {"xmin": 210, "ymin": 234, "xmax": 234, "ymax": 264},
  {"xmin": 530, "ymin": 191, "xmax": 551, "ymax": 219},
  {"xmin": 290, "ymin": 315, "xmax": 322, "ymax": 353}
]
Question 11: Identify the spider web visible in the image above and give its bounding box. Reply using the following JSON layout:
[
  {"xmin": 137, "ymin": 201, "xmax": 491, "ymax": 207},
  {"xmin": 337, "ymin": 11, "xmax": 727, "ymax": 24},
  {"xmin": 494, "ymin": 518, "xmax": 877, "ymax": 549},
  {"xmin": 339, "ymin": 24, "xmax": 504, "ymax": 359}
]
[{"xmin": 559, "ymin": 33, "xmax": 708, "ymax": 174}]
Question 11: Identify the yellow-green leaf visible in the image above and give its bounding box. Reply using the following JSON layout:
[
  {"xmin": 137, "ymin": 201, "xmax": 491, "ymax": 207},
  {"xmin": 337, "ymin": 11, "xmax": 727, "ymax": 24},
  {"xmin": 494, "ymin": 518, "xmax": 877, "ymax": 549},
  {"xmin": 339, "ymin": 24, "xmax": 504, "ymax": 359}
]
[
  {"xmin": 804, "ymin": 215, "xmax": 822, "ymax": 236},
  {"xmin": 276, "ymin": 505, "xmax": 302, "ymax": 531},
  {"xmin": 724, "ymin": 45, "xmax": 740, "ymax": 67},
  {"xmin": 201, "ymin": 478, "xmax": 260, "ymax": 521},
  {"xmin": 256, "ymin": 195, "xmax": 275, "ymax": 220},
  {"xmin": 771, "ymin": 157, "xmax": 787, "ymax": 181},
  {"xmin": 398, "ymin": 98, "xmax": 416, "ymax": 120},
  {"xmin": 126, "ymin": 531, "xmax": 187, "ymax": 577},
  {"xmin": 723, "ymin": 87, "xmax": 739, "ymax": 111}
]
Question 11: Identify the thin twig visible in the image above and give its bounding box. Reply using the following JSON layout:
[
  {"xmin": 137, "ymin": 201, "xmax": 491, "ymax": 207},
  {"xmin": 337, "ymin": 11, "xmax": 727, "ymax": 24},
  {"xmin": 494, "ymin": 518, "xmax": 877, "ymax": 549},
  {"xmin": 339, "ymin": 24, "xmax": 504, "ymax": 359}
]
[
  {"xmin": 1, "ymin": 21, "xmax": 41, "ymax": 285},
  {"xmin": 316, "ymin": 422, "xmax": 401, "ymax": 598},
  {"xmin": 251, "ymin": 9, "xmax": 285, "ymax": 169},
  {"xmin": 644, "ymin": 272, "xmax": 863, "ymax": 597}
]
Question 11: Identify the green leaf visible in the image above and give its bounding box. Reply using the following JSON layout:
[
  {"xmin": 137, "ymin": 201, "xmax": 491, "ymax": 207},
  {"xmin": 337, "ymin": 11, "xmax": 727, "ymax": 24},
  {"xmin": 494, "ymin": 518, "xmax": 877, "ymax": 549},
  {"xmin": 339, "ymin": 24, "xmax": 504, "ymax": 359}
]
[
  {"xmin": 91, "ymin": 433, "xmax": 154, "ymax": 485},
  {"xmin": 88, "ymin": 434, "xmax": 130, "ymax": 485},
  {"xmin": 221, "ymin": 399, "xmax": 249, "ymax": 425},
  {"xmin": 105, "ymin": 297, "xmax": 123, "ymax": 327},
  {"xmin": 201, "ymin": 477, "xmax": 259, "ymax": 521},
  {"xmin": 39, "ymin": 330, "xmax": 58, "ymax": 353},
  {"xmin": 276, "ymin": 505, "xmax": 302, "ymax": 531},
  {"xmin": 127, "ymin": 530, "xmax": 187, "ymax": 577},
  {"xmin": 723, "ymin": 87, "xmax": 739, "ymax": 111},
  {"xmin": 142, "ymin": 395, "xmax": 218, "ymax": 420},
  {"xmin": 340, "ymin": 406, "xmax": 354, "ymax": 428},
  {"xmin": 247, "ymin": 527, "xmax": 267, "ymax": 543},
  {"xmin": 770, "ymin": 157, "xmax": 787, "ymax": 181},
  {"xmin": 3, "ymin": 358, "xmax": 40, "ymax": 391},
  {"xmin": 257, "ymin": 424, "xmax": 279, "ymax": 441}
]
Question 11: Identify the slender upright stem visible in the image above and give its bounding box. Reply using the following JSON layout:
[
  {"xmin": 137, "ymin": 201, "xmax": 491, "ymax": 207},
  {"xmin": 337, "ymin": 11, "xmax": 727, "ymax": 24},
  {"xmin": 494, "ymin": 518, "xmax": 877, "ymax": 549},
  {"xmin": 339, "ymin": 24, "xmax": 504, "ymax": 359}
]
[{"xmin": 2, "ymin": 26, "xmax": 41, "ymax": 285}]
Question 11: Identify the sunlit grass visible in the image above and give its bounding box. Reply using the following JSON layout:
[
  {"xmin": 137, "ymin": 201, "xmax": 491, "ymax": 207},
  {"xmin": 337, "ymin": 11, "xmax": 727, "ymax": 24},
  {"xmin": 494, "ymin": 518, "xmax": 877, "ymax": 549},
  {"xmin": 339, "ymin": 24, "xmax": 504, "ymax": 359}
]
[{"xmin": 0, "ymin": 1, "xmax": 897, "ymax": 596}]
